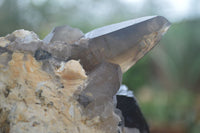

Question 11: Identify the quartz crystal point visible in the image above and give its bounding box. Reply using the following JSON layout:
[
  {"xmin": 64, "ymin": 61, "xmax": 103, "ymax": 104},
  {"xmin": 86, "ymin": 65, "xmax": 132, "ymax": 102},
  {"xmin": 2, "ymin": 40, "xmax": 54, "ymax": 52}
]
[
  {"xmin": 0, "ymin": 16, "xmax": 170, "ymax": 133},
  {"xmin": 85, "ymin": 16, "xmax": 170, "ymax": 72}
]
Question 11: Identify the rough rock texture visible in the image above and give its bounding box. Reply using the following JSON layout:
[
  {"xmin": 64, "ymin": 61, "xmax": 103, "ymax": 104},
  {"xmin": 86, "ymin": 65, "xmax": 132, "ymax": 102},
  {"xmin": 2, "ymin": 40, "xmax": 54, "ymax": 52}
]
[
  {"xmin": 0, "ymin": 30, "xmax": 120, "ymax": 133},
  {"xmin": 0, "ymin": 16, "xmax": 170, "ymax": 133}
]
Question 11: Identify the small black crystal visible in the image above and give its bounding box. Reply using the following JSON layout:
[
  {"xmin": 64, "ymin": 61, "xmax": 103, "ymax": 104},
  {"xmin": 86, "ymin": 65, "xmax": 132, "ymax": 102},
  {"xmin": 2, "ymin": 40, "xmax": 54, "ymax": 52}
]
[{"xmin": 34, "ymin": 49, "xmax": 52, "ymax": 60}]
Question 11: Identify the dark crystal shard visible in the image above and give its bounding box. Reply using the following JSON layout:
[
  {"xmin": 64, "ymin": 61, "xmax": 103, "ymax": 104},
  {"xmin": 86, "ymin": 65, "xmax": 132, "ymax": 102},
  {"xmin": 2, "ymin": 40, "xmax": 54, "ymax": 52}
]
[{"xmin": 116, "ymin": 85, "xmax": 149, "ymax": 133}]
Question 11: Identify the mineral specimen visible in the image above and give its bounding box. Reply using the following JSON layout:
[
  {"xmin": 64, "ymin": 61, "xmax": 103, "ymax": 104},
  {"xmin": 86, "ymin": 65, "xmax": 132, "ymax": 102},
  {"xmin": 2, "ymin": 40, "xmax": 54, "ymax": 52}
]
[{"xmin": 0, "ymin": 16, "xmax": 170, "ymax": 133}]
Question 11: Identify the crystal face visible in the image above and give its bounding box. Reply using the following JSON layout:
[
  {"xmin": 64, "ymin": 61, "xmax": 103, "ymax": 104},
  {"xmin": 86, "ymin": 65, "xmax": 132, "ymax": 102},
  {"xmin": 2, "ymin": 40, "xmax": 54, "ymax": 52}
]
[{"xmin": 84, "ymin": 16, "xmax": 157, "ymax": 39}]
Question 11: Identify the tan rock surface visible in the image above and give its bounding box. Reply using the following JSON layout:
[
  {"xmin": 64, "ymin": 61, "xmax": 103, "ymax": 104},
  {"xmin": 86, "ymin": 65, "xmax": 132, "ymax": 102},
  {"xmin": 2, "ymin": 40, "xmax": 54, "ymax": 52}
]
[{"xmin": 0, "ymin": 30, "xmax": 119, "ymax": 133}]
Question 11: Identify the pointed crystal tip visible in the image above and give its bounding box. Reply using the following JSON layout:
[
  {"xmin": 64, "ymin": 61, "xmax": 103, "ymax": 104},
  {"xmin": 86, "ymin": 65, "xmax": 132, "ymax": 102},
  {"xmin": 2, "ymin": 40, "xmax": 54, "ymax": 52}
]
[{"xmin": 86, "ymin": 16, "xmax": 171, "ymax": 72}]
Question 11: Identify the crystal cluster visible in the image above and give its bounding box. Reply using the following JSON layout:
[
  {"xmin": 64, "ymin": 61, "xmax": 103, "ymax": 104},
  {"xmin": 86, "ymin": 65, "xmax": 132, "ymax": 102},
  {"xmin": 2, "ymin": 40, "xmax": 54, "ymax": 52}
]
[{"xmin": 0, "ymin": 16, "xmax": 170, "ymax": 133}]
